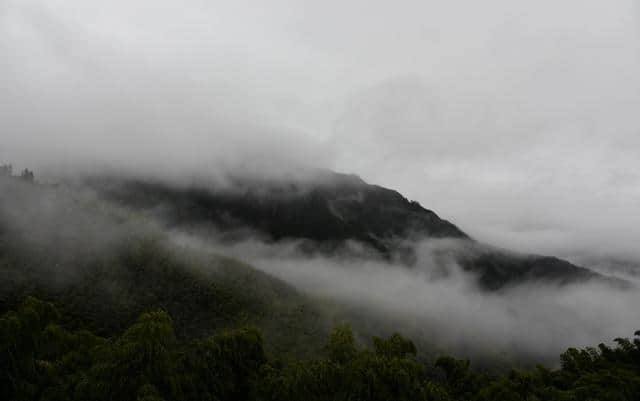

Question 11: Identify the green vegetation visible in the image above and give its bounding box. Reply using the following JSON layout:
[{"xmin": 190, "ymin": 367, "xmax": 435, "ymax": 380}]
[
  {"xmin": 2, "ymin": 176, "xmax": 640, "ymax": 399},
  {"xmin": 1, "ymin": 173, "xmax": 332, "ymax": 356},
  {"xmin": 0, "ymin": 229, "xmax": 328, "ymax": 356},
  {"xmin": 2, "ymin": 297, "xmax": 639, "ymax": 401}
]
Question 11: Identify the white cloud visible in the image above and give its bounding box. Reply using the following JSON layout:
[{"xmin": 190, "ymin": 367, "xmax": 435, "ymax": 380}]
[{"xmin": 2, "ymin": 0, "xmax": 639, "ymax": 259}]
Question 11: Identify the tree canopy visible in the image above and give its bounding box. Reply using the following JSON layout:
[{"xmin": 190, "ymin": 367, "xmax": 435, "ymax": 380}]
[{"xmin": 2, "ymin": 297, "xmax": 639, "ymax": 401}]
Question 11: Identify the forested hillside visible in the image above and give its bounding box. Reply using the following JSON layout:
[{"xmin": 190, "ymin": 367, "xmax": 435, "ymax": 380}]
[
  {"xmin": 89, "ymin": 173, "xmax": 610, "ymax": 290},
  {"xmin": 0, "ymin": 175, "xmax": 329, "ymax": 355},
  {"xmin": 2, "ymin": 174, "xmax": 639, "ymax": 400},
  {"xmin": 2, "ymin": 296, "xmax": 640, "ymax": 401}
]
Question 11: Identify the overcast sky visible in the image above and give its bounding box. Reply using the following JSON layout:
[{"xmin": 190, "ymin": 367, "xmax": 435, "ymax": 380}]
[{"xmin": 2, "ymin": 0, "xmax": 639, "ymax": 260}]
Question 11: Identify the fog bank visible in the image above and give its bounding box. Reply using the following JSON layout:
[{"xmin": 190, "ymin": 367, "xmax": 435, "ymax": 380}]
[
  {"xmin": 173, "ymin": 231, "xmax": 640, "ymax": 364},
  {"xmin": 2, "ymin": 0, "xmax": 640, "ymax": 260}
]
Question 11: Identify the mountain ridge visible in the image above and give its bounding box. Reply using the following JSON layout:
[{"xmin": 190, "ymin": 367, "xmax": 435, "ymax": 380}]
[{"xmin": 86, "ymin": 170, "xmax": 622, "ymax": 290}]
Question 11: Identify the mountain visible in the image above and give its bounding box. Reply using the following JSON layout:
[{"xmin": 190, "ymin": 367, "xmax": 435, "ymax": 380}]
[
  {"xmin": 90, "ymin": 171, "xmax": 466, "ymax": 251},
  {"xmin": 568, "ymin": 254, "xmax": 640, "ymax": 282},
  {"xmin": 0, "ymin": 175, "xmax": 329, "ymax": 355},
  {"xmin": 2, "ymin": 176, "xmax": 639, "ymax": 401},
  {"xmin": 87, "ymin": 170, "xmax": 617, "ymax": 290}
]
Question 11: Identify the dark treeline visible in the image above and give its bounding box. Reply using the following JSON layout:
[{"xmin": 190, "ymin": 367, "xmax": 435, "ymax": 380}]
[
  {"xmin": 2, "ymin": 297, "xmax": 639, "ymax": 401},
  {"xmin": 0, "ymin": 164, "xmax": 34, "ymax": 182}
]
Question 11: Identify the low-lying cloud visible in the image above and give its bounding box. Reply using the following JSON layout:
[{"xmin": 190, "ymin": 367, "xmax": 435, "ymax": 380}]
[
  {"xmin": 172, "ymin": 229, "xmax": 640, "ymax": 365},
  {"xmin": 1, "ymin": 0, "xmax": 640, "ymax": 366},
  {"xmin": 2, "ymin": 175, "xmax": 639, "ymax": 366}
]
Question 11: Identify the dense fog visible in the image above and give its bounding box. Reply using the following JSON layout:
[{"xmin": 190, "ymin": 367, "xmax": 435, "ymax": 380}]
[{"xmin": 2, "ymin": 0, "xmax": 640, "ymax": 262}]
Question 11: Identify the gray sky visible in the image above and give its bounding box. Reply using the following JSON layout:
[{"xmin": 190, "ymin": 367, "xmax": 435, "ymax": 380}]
[{"xmin": 2, "ymin": 0, "xmax": 640, "ymax": 259}]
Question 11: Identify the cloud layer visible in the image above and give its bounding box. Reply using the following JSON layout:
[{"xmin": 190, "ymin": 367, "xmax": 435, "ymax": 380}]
[{"xmin": 2, "ymin": 0, "xmax": 640, "ymax": 260}]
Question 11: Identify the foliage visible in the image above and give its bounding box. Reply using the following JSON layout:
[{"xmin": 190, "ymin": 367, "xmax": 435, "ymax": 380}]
[
  {"xmin": 0, "ymin": 203, "xmax": 327, "ymax": 357},
  {"xmin": 20, "ymin": 169, "xmax": 35, "ymax": 182},
  {"xmin": 2, "ymin": 175, "xmax": 639, "ymax": 400},
  {"xmin": 0, "ymin": 164, "xmax": 12, "ymax": 176},
  {"xmin": 2, "ymin": 297, "xmax": 639, "ymax": 400}
]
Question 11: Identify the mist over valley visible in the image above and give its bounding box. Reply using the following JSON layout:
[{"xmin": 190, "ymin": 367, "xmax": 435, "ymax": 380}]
[{"xmin": 2, "ymin": 1, "xmax": 640, "ymax": 399}]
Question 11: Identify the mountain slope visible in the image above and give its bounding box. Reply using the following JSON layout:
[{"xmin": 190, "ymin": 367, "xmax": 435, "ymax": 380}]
[
  {"xmin": 0, "ymin": 176, "xmax": 329, "ymax": 355},
  {"xmin": 91, "ymin": 171, "xmax": 466, "ymax": 253},
  {"xmin": 87, "ymin": 171, "xmax": 615, "ymax": 290}
]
